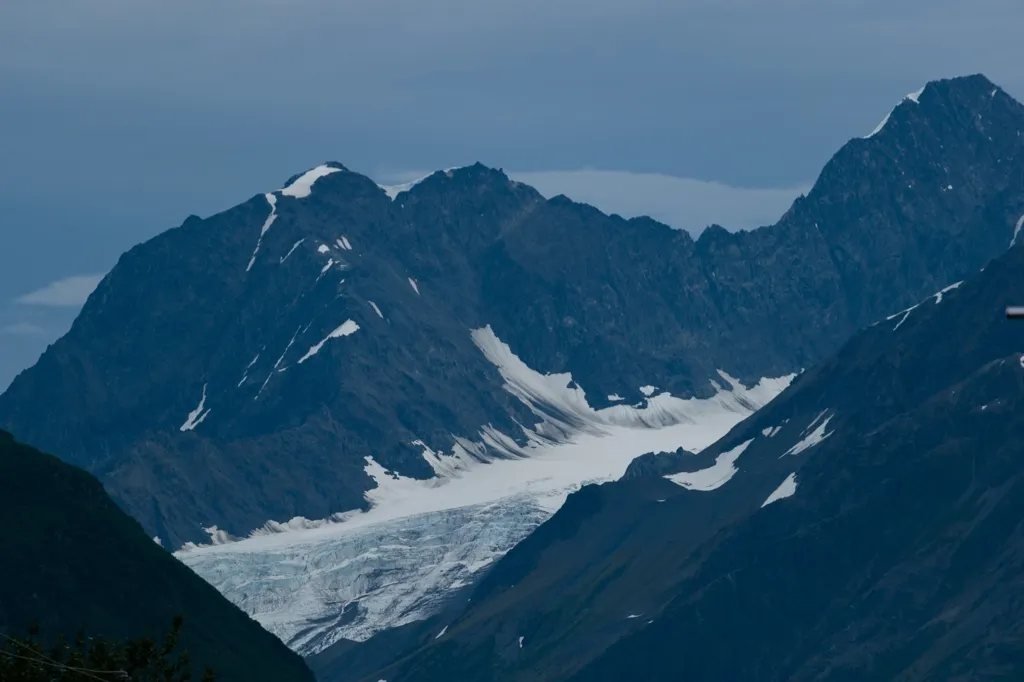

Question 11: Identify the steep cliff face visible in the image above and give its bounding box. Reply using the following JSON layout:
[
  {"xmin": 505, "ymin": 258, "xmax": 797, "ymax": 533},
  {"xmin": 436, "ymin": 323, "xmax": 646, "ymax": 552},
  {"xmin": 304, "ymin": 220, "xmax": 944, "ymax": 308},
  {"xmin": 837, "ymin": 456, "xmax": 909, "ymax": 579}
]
[
  {"xmin": 1, "ymin": 74, "xmax": 1022, "ymax": 554},
  {"xmin": 566, "ymin": 234, "xmax": 1024, "ymax": 682},
  {"xmin": 360, "ymin": 189, "xmax": 1024, "ymax": 682}
]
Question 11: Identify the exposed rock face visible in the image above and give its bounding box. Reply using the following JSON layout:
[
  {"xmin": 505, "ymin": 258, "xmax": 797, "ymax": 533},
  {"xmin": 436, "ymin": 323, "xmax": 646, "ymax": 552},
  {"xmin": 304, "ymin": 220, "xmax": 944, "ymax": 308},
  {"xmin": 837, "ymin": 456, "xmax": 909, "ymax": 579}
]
[
  {"xmin": 1, "ymin": 74, "xmax": 1022, "ymax": 552},
  {"xmin": 357, "ymin": 168, "xmax": 1024, "ymax": 682}
]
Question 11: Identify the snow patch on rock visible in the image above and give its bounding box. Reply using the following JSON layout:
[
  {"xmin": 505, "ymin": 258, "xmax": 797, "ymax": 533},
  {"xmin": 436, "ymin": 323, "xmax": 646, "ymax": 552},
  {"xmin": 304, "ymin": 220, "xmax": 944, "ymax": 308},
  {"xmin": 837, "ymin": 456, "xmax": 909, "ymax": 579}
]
[
  {"xmin": 933, "ymin": 281, "xmax": 962, "ymax": 304},
  {"xmin": 180, "ymin": 383, "xmax": 211, "ymax": 431},
  {"xmin": 864, "ymin": 85, "xmax": 927, "ymax": 138},
  {"xmin": 761, "ymin": 472, "xmax": 798, "ymax": 507},
  {"xmin": 666, "ymin": 439, "xmax": 753, "ymax": 491},
  {"xmin": 281, "ymin": 165, "xmax": 343, "ymax": 199},
  {"xmin": 298, "ymin": 320, "xmax": 360, "ymax": 364},
  {"xmin": 782, "ymin": 412, "xmax": 834, "ymax": 457},
  {"xmin": 246, "ymin": 194, "xmax": 278, "ymax": 272},
  {"xmin": 1011, "ymin": 213, "xmax": 1024, "ymax": 248}
]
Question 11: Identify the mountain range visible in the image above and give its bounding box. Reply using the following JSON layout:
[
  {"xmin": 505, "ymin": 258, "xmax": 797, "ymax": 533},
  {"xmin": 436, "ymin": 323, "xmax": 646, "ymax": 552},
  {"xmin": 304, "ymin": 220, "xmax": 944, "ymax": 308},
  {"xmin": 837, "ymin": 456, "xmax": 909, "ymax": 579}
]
[
  {"xmin": 3, "ymin": 74, "xmax": 1023, "ymax": 547},
  {"xmin": 2, "ymin": 72, "xmax": 1024, "ymax": 680}
]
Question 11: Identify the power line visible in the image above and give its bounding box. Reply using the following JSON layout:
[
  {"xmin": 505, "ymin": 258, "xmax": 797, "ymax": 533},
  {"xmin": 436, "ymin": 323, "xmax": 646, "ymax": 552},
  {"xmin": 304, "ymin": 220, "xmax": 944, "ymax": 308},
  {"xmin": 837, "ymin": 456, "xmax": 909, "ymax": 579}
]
[{"xmin": 0, "ymin": 632, "xmax": 129, "ymax": 682}]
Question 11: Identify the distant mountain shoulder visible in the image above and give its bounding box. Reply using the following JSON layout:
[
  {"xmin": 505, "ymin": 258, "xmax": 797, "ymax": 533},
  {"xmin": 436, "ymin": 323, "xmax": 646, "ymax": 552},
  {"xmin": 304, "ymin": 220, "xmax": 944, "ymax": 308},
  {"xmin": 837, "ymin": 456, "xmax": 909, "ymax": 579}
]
[
  {"xmin": 367, "ymin": 235, "xmax": 1024, "ymax": 682},
  {"xmin": 0, "ymin": 429, "xmax": 315, "ymax": 682},
  {"xmin": 566, "ymin": 235, "xmax": 1024, "ymax": 682}
]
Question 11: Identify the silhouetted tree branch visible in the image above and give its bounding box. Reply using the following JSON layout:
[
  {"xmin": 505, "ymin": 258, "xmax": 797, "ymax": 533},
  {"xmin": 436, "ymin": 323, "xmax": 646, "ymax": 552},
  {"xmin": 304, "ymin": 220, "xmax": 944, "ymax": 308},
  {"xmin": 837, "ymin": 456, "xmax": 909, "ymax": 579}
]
[{"xmin": 0, "ymin": 616, "xmax": 215, "ymax": 682}]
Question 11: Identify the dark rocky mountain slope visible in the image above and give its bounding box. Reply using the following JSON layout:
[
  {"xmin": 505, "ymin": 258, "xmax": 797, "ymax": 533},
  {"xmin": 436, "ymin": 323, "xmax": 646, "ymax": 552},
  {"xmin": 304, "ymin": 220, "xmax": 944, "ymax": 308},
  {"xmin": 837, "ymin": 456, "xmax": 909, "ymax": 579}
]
[
  {"xmin": 2, "ymin": 74, "xmax": 1023, "ymax": 548},
  {"xmin": 360, "ymin": 221, "xmax": 1024, "ymax": 682},
  {"xmin": 0, "ymin": 429, "xmax": 315, "ymax": 682}
]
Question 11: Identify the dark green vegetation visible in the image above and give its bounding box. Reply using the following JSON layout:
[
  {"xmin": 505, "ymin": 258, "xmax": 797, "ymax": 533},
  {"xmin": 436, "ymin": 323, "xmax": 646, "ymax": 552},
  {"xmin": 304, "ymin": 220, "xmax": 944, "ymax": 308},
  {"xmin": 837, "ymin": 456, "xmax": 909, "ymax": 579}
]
[
  {"xmin": 359, "ymin": 220, "xmax": 1024, "ymax": 680},
  {"xmin": 0, "ymin": 616, "xmax": 211, "ymax": 682},
  {"xmin": 0, "ymin": 430, "xmax": 315, "ymax": 682}
]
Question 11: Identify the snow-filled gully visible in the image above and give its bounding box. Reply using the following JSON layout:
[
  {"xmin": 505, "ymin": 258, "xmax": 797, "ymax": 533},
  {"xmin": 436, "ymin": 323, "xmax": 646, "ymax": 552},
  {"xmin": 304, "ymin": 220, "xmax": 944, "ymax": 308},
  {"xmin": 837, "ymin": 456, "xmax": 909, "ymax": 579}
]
[{"xmin": 177, "ymin": 326, "xmax": 793, "ymax": 654}]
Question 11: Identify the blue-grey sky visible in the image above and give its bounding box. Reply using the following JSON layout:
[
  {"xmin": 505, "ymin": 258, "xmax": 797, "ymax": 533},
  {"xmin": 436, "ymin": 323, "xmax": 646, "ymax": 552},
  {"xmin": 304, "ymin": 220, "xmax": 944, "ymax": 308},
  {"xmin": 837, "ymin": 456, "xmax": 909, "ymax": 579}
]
[{"xmin": 2, "ymin": 0, "xmax": 1023, "ymax": 390}]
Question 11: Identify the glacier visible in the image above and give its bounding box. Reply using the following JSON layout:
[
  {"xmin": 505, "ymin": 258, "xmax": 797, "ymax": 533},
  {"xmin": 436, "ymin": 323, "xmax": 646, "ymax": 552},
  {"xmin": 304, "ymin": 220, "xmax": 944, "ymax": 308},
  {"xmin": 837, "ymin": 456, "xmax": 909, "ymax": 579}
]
[{"xmin": 177, "ymin": 326, "xmax": 793, "ymax": 655}]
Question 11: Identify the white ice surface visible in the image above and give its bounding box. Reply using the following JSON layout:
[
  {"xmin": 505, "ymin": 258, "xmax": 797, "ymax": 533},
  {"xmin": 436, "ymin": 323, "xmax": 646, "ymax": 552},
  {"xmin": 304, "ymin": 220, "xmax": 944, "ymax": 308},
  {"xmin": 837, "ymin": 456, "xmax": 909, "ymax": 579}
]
[
  {"xmin": 199, "ymin": 525, "xmax": 240, "ymax": 546},
  {"xmin": 761, "ymin": 472, "xmax": 798, "ymax": 508},
  {"xmin": 761, "ymin": 425, "xmax": 781, "ymax": 438},
  {"xmin": 608, "ymin": 394, "xmax": 624, "ymax": 402},
  {"xmin": 409, "ymin": 277, "xmax": 420, "ymax": 295},
  {"xmin": 179, "ymin": 326, "xmax": 793, "ymax": 654},
  {"xmin": 665, "ymin": 439, "xmax": 753, "ymax": 491},
  {"xmin": 369, "ymin": 301, "xmax": 384, "ymax": 319},
  {"xmin": 179, "ymin": 383, "xmax": 210, "ymax": 431},
  {"xmin": 281, "ymin": 165, "xmax": 343, "ymax": 199}
]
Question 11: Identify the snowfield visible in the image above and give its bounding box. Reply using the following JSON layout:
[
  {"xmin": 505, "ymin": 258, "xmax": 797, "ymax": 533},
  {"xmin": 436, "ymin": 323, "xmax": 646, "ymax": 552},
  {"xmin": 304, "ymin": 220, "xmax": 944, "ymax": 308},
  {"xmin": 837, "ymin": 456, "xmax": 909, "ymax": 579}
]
[{"xmin": 177, "ymin": 326, "xmax": 793, "ymax": 654}]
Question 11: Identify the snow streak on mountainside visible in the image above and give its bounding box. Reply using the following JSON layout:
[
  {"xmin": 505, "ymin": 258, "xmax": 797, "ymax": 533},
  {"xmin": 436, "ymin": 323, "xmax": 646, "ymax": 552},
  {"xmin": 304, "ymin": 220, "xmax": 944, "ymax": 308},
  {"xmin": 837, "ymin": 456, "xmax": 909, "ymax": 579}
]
[
  {"xmin": 178, "ymin": 326, "xmax": 792, "ymax": 654},
  {"xmin": 864, "ymin": 86, "xmax": 927, "ymax": 138},
  {"xmin": 4, "ymin": 75, "xmax": 1022, "ymax": 555}
]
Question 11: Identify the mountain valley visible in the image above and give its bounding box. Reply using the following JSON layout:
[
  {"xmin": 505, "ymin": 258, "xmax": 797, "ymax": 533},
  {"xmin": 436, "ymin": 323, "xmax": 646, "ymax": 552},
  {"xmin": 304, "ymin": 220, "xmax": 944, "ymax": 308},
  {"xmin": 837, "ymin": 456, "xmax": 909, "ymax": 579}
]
[
  {"xmin": 363, "ymin": 207, "xmax": 1024, "ymax": 682},
  {"xmin": 3, "ymin": 73, "xmax": 1024, "ymax": 681}
]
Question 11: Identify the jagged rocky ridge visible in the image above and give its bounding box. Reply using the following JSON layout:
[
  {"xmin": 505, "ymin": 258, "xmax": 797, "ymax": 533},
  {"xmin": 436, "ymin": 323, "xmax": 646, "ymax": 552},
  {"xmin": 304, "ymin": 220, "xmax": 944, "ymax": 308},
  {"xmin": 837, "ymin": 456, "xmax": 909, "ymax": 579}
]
[
  {"xmin": 351, "ymin": 192, "xmax": 1024, "ymax": 682},
  {"xmin": 1, "ymin": 74, "xmax": 1021, "ymax": 553}
]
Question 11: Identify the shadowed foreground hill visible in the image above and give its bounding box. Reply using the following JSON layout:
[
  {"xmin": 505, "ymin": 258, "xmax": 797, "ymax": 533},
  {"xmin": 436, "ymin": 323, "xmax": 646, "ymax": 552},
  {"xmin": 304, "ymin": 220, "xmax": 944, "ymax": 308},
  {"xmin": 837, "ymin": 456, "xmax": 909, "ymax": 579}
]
[{"xmin": 0, "ymin": 429, "xmax": 315, "ymax": 682}]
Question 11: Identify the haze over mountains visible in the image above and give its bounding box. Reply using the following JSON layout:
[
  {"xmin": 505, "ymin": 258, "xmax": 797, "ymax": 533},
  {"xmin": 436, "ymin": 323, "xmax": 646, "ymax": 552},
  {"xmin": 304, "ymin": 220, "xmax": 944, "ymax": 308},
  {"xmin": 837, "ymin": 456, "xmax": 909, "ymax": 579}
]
[{"xmin": 2, "ymin": 73, "xmax": 1024, "ymax": 681}]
